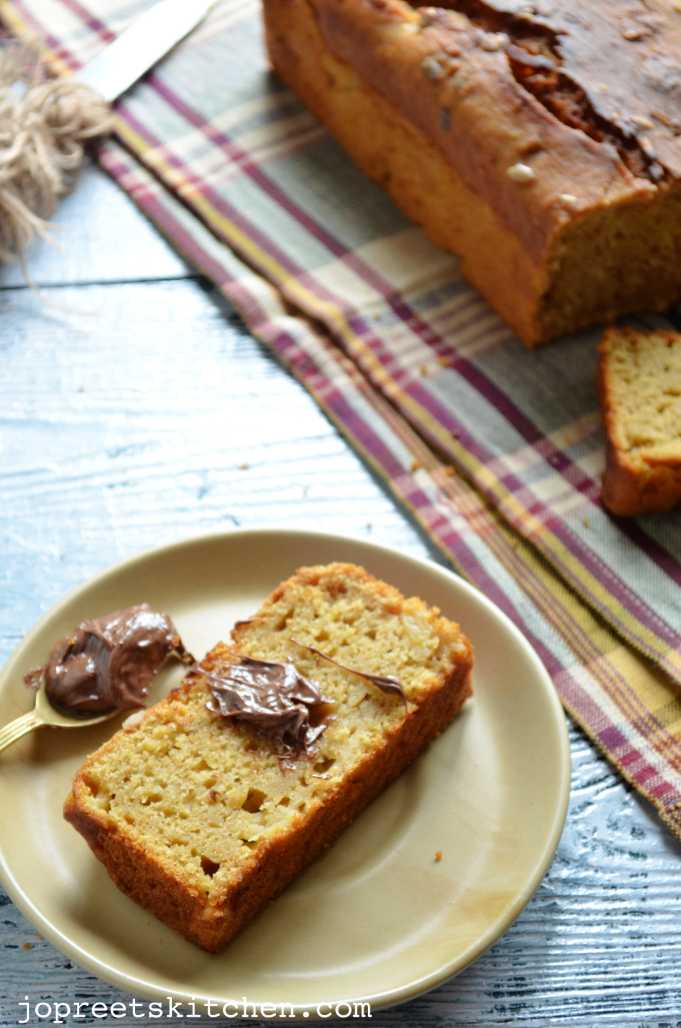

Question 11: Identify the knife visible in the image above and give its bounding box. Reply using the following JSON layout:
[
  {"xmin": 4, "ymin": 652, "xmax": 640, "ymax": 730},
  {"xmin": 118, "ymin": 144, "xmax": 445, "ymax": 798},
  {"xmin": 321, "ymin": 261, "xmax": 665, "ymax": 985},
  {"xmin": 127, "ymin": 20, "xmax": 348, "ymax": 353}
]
[
  {"xmin": 0, "ymin": 0, "xmax": 217, "ymax": 263},
  {"xmin": 76, "ymin": 0, "xmax": 217, "ymax": 102}
]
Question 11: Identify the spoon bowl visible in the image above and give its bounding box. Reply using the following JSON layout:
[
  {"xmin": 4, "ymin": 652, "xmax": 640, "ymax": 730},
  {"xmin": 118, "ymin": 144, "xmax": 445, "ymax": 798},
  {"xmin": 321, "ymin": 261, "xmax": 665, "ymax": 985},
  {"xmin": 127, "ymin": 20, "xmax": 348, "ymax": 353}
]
[{"xmin": 0, "ymin": 683, "xmax": 120, "ymax": 753}]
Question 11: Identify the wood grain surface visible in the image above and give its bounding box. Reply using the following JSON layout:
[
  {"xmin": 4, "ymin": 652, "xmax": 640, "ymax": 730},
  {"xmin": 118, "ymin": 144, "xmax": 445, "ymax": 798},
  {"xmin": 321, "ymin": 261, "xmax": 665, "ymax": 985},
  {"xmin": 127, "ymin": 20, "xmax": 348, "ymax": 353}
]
[{"xmin": 1, "ymin": 167, "xmax": 680, "ymax": 1028}]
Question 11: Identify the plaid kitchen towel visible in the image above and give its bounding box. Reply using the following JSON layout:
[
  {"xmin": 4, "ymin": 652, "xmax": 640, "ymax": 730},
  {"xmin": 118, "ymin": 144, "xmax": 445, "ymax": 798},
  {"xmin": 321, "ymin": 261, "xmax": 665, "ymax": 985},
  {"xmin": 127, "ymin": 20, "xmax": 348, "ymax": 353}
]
[{"xmin": 5, "ymin": 0, "xmax": 681, "ymax": 837}]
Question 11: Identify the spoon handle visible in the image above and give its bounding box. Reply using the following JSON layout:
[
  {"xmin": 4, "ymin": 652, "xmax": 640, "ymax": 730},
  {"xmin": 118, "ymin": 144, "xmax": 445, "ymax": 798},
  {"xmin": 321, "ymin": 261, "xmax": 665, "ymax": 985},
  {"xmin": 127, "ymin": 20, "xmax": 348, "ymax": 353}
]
[{"xmin": 0, "ymin": 710, "xmax": 43, "ymax": 753}]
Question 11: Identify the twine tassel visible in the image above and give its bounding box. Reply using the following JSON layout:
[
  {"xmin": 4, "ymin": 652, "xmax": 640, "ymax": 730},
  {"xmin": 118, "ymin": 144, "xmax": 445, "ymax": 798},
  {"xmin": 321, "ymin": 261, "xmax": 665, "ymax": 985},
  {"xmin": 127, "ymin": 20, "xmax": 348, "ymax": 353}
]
[{"xmin": 0, "ymin": 45, "xmax": 112, "ymax": 264}]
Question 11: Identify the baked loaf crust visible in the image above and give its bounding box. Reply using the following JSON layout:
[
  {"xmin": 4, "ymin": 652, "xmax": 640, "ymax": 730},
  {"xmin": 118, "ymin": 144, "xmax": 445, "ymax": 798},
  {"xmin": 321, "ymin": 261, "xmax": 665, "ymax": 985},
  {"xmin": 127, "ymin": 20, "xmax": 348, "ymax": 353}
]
[
  {"xmin": 263, "ymin": 0, "xmax": 681, "ymax": 346},
  {"xmin": 600, "ymin": 325, "xmax": 681, "ymax": 516},
  {"xmin": 64, "ymin": 563, "xmax": 473, "ymax": 951}
]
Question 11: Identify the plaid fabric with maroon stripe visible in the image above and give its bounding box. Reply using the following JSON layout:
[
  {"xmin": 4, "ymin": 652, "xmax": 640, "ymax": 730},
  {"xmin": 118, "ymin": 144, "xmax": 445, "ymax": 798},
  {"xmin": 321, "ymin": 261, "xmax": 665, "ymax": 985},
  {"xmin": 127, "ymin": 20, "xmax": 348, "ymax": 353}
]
[{"xmin": 6, "ymin": 0, "xmax": 681, "ymax": 837}]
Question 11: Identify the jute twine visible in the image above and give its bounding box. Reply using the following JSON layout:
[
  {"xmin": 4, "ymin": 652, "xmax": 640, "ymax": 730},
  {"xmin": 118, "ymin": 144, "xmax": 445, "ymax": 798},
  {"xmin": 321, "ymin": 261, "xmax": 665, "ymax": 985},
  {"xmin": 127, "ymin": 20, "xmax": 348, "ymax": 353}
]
[{"xmin": 0, "ymin": 44, "xmax": 112, "ymax": 263}]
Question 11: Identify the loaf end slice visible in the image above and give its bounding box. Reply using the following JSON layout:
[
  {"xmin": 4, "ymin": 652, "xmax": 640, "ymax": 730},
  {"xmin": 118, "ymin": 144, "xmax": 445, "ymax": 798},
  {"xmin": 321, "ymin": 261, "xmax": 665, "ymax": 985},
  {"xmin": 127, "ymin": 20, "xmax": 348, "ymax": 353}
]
[
  {"xmin": 64, "ymin": 562, "xmax": 473, "ymax": 951},
  {"xmin": 600, "ymin": 326, "xmax": 681, "ymax": 516}
]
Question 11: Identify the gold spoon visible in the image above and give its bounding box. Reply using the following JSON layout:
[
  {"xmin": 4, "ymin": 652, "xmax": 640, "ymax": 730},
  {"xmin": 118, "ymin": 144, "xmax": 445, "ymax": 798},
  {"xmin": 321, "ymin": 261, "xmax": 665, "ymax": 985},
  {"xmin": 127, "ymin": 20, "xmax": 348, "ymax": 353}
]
[{"xmin": 0, "ymin": 682, "xmax": 122, "ymax": 754}]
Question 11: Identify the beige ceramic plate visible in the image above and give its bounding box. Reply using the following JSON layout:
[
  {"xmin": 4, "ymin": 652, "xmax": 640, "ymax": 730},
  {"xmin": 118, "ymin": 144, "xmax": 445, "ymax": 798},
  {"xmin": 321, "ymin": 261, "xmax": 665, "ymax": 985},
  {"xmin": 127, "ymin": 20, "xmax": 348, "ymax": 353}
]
[{"xmin": 0, "ymin": 529, "xmax": 569, "ymax": 1015}]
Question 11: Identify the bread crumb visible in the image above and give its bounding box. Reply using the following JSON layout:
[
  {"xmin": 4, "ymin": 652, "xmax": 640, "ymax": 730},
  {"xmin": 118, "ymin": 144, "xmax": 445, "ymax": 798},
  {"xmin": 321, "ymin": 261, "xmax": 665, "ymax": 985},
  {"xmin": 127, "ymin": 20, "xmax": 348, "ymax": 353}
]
[
  {"xmin": 238, "ymin": 462, "xmax": 250, "ymax": 470},
  {"xmin": 21, "ymin": 942, "xmax": 34, "ymax": 951}
]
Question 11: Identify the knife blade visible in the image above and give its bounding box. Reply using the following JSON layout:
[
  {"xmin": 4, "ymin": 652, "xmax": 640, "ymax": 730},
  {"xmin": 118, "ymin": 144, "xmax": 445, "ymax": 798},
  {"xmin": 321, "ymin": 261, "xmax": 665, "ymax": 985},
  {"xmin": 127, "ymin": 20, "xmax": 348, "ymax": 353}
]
[
  {"xmin": 0, "ymin": 0, "xmax": 219, "ymax": 263},
  {"xmin": 75, "ymin": 0, "xmax": 217, "ymax": 102}
]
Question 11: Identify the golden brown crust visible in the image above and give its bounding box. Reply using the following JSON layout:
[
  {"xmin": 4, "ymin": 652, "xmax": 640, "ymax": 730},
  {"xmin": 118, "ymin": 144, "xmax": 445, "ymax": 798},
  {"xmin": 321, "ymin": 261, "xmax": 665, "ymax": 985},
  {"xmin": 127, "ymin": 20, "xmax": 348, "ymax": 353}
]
[
  {"xmin": 311, "ymin": 0, "xmax": 646, "ymax": 261},
  {"xmin": 599, "ymin": 326, "xmax": 681, "ymax": 517},
  {"xmin": 65, "ymin": 565, "xmax": 474, "ymax": 952},
  {"xmin": 264, "ymin": 0, "xmax": 548, "ymax": 342},
  {"xmin": 263, "ymin": 0, "xmax": 681, "ymax": 345},
  {"xmin": 64, "ymin": 780, "xmax": 212, "ymax": 941},
  {"xmin": 600, "ymin": 443, "xmax": 681, "ymax": 517},
  {"xmin": 460, "ymin": 0, "xmax": 681, "ymax": 181},
  {"xmin": 65, "ymin": 659, "xmax": 472, "ymax": 951}
]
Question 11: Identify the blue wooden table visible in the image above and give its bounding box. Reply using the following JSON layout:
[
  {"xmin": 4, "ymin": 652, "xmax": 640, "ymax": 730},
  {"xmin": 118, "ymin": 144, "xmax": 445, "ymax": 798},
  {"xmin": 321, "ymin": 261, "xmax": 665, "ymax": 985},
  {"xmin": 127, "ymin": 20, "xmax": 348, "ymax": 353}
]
[{"xmin": 1, "ymin": 163, "xmax": 680, "ymax": 1028}]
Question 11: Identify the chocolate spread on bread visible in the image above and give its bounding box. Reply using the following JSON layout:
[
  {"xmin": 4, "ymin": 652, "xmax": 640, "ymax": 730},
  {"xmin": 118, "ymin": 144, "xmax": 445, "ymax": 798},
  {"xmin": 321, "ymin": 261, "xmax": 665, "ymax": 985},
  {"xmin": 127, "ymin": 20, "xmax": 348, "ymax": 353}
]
[
  {"xmin": 291, "ymin": 640, "xmax": 405, "ymax": 698},
  {"xmin": 204, "ymin": 647, "xmax": 404, "ymax": 752},
  {"xmin": 27, "ymin": 604, "xmax": 189, "ymax": 714},
  {"xmin": 203, "ymin": 657, "xmax": 332, "ymax": 751}
]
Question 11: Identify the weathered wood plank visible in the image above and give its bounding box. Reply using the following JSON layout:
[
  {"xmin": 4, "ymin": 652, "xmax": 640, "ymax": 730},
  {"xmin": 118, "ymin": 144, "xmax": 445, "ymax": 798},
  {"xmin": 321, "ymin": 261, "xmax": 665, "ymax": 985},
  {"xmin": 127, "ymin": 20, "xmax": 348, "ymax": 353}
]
[
  {"xmin": 0, "ymin": 281, "xmax": 424, "ymax": 654},
  {"xmin": 0, "ymin": 163, "xmax": 189, "ymax": 289}
]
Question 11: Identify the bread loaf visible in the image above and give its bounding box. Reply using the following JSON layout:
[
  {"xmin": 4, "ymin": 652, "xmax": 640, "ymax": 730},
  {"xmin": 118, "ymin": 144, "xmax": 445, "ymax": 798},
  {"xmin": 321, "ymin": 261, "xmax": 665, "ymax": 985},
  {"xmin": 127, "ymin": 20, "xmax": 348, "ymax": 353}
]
[
  {"xmin": 64, "ymin": 562, "xmax": 473, "ymax": 950},
  {"xmin": 263, "ymin": 0, "xmax": 681, "ymax": 346}
]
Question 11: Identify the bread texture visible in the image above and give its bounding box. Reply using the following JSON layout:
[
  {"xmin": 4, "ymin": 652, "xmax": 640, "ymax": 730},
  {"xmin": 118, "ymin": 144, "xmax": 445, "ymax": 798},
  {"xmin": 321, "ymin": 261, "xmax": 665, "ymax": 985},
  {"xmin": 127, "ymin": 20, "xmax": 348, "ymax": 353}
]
[
  {"xmin": 263, "ymin": 0, "xmax": 681, "ymax": 346},
  {"xmin": 64, "ymin": 563, "xmax": 473, "ymax": 951},
  {"xmin": 600, "ymin": 326, "xmax": 681, "ymax": 517}
]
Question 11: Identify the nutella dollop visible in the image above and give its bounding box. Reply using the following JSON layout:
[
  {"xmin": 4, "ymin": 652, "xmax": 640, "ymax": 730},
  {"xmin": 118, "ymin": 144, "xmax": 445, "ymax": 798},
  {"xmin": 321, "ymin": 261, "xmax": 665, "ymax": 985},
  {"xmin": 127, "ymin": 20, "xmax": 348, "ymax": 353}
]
[
  {"xmin": 28, "ymin": 604, "xmax": 190, "ymax": 715},
  {"xmin": 204, "ymin": 657, "xmax": 332, "ymax": 753},
  {"xmin": 204, "ymin": 647, "xmax": 404, "ymax": 753}
]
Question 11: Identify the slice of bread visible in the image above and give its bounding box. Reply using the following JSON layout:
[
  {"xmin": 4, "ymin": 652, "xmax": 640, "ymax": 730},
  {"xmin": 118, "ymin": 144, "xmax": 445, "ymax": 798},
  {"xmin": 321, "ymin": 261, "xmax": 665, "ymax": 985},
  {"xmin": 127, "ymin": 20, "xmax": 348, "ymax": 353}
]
[
  {"xmin": 64, "ymin": 563, "xmax": 473, "ymax": 951},
  {"xmin": 600, "ymin": 326, "xmax": 681, "ymax": 516}
]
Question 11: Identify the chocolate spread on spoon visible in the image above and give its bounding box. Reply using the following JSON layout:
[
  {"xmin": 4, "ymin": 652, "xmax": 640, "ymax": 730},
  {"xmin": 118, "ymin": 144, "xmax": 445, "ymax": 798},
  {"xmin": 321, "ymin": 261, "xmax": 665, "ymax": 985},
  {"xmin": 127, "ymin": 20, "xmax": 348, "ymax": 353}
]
[{"xmin": 26, "ymin": 604, "xmax": 191, "ymax": 715}]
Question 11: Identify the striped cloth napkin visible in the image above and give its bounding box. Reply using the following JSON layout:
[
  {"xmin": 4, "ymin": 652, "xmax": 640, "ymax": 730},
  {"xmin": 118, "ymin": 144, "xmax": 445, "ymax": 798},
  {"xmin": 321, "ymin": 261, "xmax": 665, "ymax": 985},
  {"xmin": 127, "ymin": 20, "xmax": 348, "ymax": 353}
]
[{"xmin": 5, "ymin": 0, "xmax": 681, "ymax": 838}]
